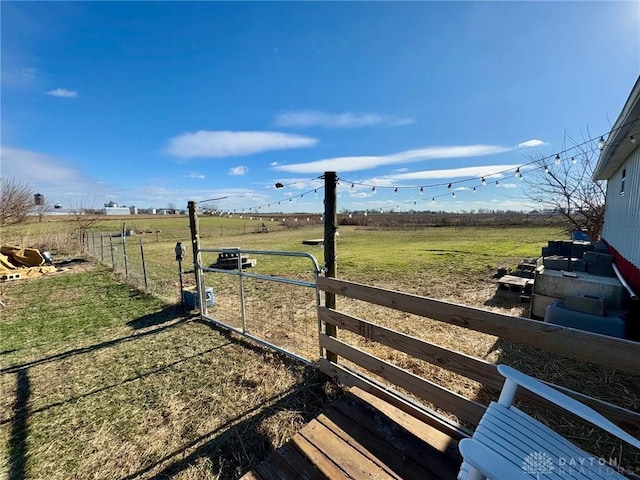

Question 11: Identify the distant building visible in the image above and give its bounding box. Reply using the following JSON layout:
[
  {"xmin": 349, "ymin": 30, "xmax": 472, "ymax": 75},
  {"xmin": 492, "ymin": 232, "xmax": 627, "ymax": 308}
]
[
  {"xmin": 103, "ymin": 207, "xmax": 131, "ymax": 216},
  {"xmin": 594, "ymin": 76, "xmax": 640, "ymax": 292},
  {"xmin": 130, "ymin": 206, "xmax": 138, "ymax": 215},
  {"xmin": 34, "ymin": 193, "xmax": 45, "ymax": 206}
]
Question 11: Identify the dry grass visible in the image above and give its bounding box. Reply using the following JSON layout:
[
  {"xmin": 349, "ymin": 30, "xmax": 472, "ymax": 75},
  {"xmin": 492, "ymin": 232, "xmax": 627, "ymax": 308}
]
[
  {"xmin": 0, "ymin": 265, "xmax": 340, "ymax": 479},
  {"xmin": 3, "ymin": 219, "xmax": 639, "ymax": 474}
]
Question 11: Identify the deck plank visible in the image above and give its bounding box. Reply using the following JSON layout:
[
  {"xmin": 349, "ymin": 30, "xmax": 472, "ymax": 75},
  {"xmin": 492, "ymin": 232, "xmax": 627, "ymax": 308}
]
[{"xmin": 242, "ymin": 387, "xmax": 461, "ymax": 479}]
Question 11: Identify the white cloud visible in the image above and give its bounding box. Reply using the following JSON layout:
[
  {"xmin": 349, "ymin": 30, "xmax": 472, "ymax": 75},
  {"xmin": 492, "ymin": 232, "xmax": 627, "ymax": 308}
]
[
  {"xmin": 2, "ymin": 65, "xmax": 37, "ymax": 89},
  {"xmin": 1, "ymin": 145, "xmax": 84, "ymax": 184},
  {"xmin": 269, "ymin": 161, "xmax": 281, "ymax": 166},
  {"xmin": 186, "ymin": 172, "xmax": 206, "ymax": 179},
  {"xmin": 46, "ymin": 88, "xmax": 78, "ymax": 98},
  {"xmin": 229, "ymin": 165, "xmax": 248, "ymax": 176},
  {"xmin": 498, "ymin": 182, "xmax": 519, "ymax": 189},
  {"xmin": 385, "ymin": 164, "xmax": 521, "ymax": 181},
  {"xmin": 274, "ymin": 111, "xmax": 415, "ymax": 129},
  {"xmin": 166, "ymin": 130, "xmax": 317, "ymax": 159},
  {"xmin": 274, "ymin": 145, "xmax": 512, "ymax": 174},
  {"xmin": 518, "ymin": 139, "xmax": 546, "ymax": 148}
]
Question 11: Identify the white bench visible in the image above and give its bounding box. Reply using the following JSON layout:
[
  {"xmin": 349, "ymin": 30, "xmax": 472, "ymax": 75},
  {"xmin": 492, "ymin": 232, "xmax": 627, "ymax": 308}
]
[{"xmin": 458, "ymin": 364, "xmax": 640, "ymax": 479}]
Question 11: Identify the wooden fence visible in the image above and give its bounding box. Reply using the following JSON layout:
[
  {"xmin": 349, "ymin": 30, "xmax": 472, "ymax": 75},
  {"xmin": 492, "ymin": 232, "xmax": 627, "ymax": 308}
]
[{"xmin": 317, "ymin": 277, "xmax": 640, "ymax": 438}]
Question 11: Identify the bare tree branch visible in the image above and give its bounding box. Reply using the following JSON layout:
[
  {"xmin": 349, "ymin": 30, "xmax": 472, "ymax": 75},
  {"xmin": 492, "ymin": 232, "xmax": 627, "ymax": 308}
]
[
  {"xmin": 0, "ymin": 177, "xmax": 35, "ymax": 226},
  {"xmin": 522, "ymin": 133, "xmax": 604, "ymax": 240}
]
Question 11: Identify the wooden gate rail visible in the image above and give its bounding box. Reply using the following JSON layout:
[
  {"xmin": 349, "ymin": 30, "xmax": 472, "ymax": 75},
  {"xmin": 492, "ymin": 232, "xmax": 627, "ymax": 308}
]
[{"xmin": 317, "ymin": 277, "xmax": 640, "ymax": 434}]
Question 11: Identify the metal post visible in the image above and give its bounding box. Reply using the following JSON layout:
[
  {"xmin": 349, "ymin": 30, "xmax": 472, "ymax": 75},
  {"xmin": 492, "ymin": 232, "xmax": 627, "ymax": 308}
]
[
  {"xmin": 121, "ymin": 233, "xmax": 128, "ymax": 279},
  {"xmin": 140, "ymin": 240, "xmax": 148, "ymax": 290},
  {"xmin": 109, "ymin": 235, "xmax": 115, "ymax": 268},
  {"xmin": 238, "ymin": 250, "xmax": 247, "ymax": 333},
  {"xmin": 100, "ymin": 231, "xmax": 104, "ymax": 263},
  {"xmin": 323, "ymin": 171, "xmax": 338, "ymax": 363},
  {"xmin": 188, "ymin": 201, "xmax": 207, "ymax": 316}
]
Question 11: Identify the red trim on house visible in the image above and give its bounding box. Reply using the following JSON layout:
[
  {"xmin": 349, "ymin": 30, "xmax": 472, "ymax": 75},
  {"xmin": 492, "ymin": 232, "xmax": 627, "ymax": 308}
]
[{"xmin": 602, "ymin": 238, "xmax": 640, "ymax": 293}]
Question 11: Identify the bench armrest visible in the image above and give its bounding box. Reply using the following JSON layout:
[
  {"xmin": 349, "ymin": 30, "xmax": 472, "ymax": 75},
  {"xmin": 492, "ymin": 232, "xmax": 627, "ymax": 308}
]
[{"xmin": 497, "ymin": 364, "xmax": 640, "ymax": 449}]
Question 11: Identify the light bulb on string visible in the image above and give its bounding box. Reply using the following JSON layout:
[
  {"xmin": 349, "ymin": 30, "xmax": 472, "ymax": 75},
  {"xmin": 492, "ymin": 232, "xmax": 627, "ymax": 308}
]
[
  {"xmin": 515, "ymin": 167, "xmax": 521, "ymax": 178},
  {"xmin": 393, "ymin": 187, "xmax": 398, "ymax": 195},
  {"xmin": 419, "ymin": 186, "xmax": 424, "ymax": 194},
  {"xmin": 473, "ymin": 187, "xmax": 477, "ymax": 193},
  {"xmin": 431, "ymin": 198, "xmax": 435, "ymax": 204},
  {"xmin": 351, "ymin": 183, "xmax": 354, "ymax": 189},
  {"xmin": 452, "ymin": 192, "xmax": 456, "ymax": 198},
  {"xmin": 544, "ymin": 165, "xmax": 549, "ymax": 174},
  {"xmin": 571, "ymin": 157, "xmax": 576, "ymax": 164},
  {"xmin": 555, "ymin": 154, "xmax": 561, "ymax": 165},
  {"xmin": 631, "ymin": 136, "xmax": 636, "ymax": 144},
  {"xmin": 372, "ymin": 186, "xmax": 376, "ymax": 192},
  {"xmin": 447, "ymin": 183, "xmax": 452, "ymax": 190},
  {"xmin": 481, "ymin": 177, "xmax": 487, "ymax": 186},
  {"xmin": 598, "ymin": 136, "xmax": 605, "ymax": 150},
  {"xmin": 495, "ymin": 180, "xmax": 499, "ymax": 186}
]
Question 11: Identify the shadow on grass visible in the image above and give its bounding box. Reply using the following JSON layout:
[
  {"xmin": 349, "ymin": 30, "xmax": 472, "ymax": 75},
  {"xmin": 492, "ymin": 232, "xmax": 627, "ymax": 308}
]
[
  {"xmin": 0, "ymin": 342, "xmax": 233, "ymax": 426},
  {"xmin": 122, "ymin": 367, "xmax": 335, "ymax": 480},
  {"xmin": 8, "ymin": 369, "xmax": 30, "ymax": 480},
  {"xmin": 127, "ymin": 304, "xmax": 185, "ymax": 329},
  {"xmin": 1, "ymin": 306, "xmax": 190, "ymax": 374}
]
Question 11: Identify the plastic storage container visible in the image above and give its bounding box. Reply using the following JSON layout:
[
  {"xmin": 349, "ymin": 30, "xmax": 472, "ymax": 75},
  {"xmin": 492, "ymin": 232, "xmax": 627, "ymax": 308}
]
[{"xmin": 183, "ymin": 286, "xmax": 214, "ymax": 308}]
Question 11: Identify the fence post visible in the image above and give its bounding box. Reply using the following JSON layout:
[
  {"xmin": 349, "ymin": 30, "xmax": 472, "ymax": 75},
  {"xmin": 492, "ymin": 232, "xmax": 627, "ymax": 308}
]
[
  {"xmin": 323, "ymin": 171, "xmax": 338, "ymax": 363},
  {"xmin": 100, "ymin": 231, "xmax": 104, "ymax": 263},
  {"xmin": 140, "ymin": 239, "xmax": 148, "ymax": 290},
  {"xmin": 121, "ymin": 234, "xmax": 128, "ymax": 279},
  {"xmin": 188, "ymin": 201, "xmax": 207, "ymax": 316},
  {"xmin": 109, "ymin": 235, "xmax": 115, "ymax": 268}
]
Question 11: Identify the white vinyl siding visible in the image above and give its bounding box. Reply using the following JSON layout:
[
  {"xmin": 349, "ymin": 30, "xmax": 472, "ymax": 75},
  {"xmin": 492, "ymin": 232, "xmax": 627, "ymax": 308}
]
[{"xmin": 602, "ymin": 146, "xmax": 640, "ymax": 269}]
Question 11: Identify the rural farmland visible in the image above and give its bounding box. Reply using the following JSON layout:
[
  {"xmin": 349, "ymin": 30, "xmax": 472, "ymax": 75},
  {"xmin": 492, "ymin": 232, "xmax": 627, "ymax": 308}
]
[{"xmin": 2, "ymin": 215, "xmax": 639, "ymax": 478}]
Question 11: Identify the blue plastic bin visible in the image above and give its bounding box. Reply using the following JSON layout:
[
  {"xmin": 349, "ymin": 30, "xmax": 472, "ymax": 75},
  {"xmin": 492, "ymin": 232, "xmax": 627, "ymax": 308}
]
[{"xmin": 183, "ymin": 286, "xmax": 214, "ymax": 308}]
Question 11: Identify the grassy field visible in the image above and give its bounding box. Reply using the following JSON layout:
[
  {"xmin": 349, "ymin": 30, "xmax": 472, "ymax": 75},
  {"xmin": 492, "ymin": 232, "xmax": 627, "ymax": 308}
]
[
  {"xmin": 3, "ymin": 216, "xmax": 639, "ymax": 475},
  {"xmin": 0, "ymin": 266, "xmax": 339, "ymax": 479}
]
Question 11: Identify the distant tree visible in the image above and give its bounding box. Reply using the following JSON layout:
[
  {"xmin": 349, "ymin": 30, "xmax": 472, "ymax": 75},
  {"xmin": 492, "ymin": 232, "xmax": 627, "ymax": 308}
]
[
  {"xmin": 35, "ymin": 202, "xmax": 52, "ymax": 223},
  {"xmin": 67, "ymin": 198, "xmax": 102, "ymax": 251},
  {"xmin": 523, "ymin": 133, "xmax": 605, "ymax": 241},
  {"xmin": 0, "ymin": 177, "xmax": 34, "ymax": 226}
]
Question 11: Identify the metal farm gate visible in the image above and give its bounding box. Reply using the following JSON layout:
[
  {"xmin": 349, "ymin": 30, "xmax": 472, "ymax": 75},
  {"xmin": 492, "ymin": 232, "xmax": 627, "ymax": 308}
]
[{"xmin": 192, "ymin": 247, "xmax": 323, "ymax": 365}]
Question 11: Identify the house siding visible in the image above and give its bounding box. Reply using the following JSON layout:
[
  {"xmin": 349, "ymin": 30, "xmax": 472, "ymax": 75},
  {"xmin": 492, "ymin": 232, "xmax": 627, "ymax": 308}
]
[{"xmin": 601, "ymin": 146, "xmax": 640, "ymax": 291}]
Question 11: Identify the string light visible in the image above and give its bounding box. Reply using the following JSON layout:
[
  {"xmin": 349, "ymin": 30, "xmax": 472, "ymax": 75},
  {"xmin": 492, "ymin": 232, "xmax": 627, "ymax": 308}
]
[
  {"xmin": 544, "ymin": 165, "xmax": 549, "ymax": 173},
  {"xmin": 419, "ymin": 186, "xmax": 424, "ymax": 194},
  {"xmin": 393, "ymin": 187, "xmax": 398, "ymax": 195},
  {"xmin": 372, "ymin": 186, "xmax": 376, "ymax": 192},
  {"xmin": 481, "ymin": 177, "xmax": 487, "ymax": 186},
  {"xmin": 598, "ymin": 136, "xmax": 605, "ymax": 150},
  {"xmin": 631, "ymin": 136, "xmax": 636, "ymax": 144},
  {"xmin": 555, "ymin": 154, "xmax": 561, "ymax": 165},
  {"xmin": 452, "ymin": 192, "xmax": 456, "ymax": 198},
  {"xmin": 447, "ymin": 183, "xmax": 452, "ymax": 190},
  {"xmin": 495, "ymin": 180, "xmax": 499, "ymax": 186},
  {"xmin": 473, "ymin": 187, "xmax": 477, "ymax": 193},
  {"xmin": 571, "ymin": 157, "xmax": 576, "ymax": 164},
  {"xmin": 515, "ymin": 167, "xmax": 521, "ymax": 178}
]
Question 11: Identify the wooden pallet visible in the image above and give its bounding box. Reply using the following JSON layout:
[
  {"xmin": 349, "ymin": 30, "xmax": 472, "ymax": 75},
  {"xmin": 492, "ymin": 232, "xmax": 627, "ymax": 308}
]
[{"xmin": 242, "ymin": 387, "xmax": 461, "ymax": 480}]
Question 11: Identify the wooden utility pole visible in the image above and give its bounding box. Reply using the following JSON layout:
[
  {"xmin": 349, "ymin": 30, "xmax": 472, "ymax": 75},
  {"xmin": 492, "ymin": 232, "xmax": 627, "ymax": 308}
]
[
  {"xmin": 323, "ymin": 171, "xmax": 338, "ymax": 362},
  {"xmin": 188, "ymin": 201, "xmax": 208, "ymax": 316}
]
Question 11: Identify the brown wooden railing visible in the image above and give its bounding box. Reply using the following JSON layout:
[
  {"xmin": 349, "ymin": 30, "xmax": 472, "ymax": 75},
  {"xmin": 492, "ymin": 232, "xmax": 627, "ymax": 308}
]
[{"xmin": 317, "ymin": 277, "xmax": 640, "ymax": 436}]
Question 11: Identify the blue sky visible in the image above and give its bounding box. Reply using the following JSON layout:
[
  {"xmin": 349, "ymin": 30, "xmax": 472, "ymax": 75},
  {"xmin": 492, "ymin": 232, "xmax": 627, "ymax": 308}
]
[{"xmin": 2, "ymin": 1, "xmax": 639, "ymax": 213}]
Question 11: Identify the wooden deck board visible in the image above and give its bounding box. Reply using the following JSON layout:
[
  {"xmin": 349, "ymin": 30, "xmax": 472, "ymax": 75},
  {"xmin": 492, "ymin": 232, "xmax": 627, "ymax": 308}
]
[{"xmin": 242, "ymin": 387, "xmax": 461, "ymax": 480}]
